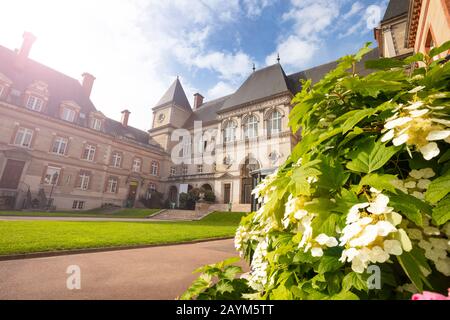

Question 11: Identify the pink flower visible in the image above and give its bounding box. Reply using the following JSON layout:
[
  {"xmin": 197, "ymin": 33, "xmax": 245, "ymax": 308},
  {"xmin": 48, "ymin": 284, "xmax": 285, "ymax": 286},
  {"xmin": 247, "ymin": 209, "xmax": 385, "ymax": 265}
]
[{"xmin": 412, "ymin": 289, "xmax": 450, "ymax": 300}]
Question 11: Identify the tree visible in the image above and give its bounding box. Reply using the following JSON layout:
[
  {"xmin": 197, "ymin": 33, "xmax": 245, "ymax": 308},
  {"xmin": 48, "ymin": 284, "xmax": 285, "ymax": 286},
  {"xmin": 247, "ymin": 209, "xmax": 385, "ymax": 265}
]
[{"xmin": 182, "ymin": 41, "xmax": 450, "ymax": 300}]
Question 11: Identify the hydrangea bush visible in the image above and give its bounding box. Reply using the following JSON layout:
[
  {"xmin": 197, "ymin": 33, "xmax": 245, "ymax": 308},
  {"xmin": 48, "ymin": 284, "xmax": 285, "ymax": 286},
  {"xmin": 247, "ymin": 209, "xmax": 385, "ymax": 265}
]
[{"xmin": 182, "ymin": 42, "xmax": 450, "ymax": 300}]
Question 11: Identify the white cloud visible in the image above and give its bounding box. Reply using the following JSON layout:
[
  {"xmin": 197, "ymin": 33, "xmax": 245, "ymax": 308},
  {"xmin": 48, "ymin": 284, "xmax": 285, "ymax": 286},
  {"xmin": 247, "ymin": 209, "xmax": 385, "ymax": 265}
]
[
  {"xmin": 265, "ymin": 36, "xmax": 317, "ymax": 69},
  {"xmin": 207, "ymin": 81, "xmax": 236, "ymax": 100},
  {"xmin": 243, "ymin": 0, "xmax": 276, "ymax": 18},
  {"xmin": 267, "ymin": 0, "xmax": 340, "ymax": 70},
  {"xmin": 0, "ymin": 0, "xmax": 256, "ymax": 130},
  {"xmin": 343, "ymin": 2, "xmax": 364, "ymax": 20},
  {"xmin": 282, "ymin": 0, "xmax": 340, "ymax": 37}
]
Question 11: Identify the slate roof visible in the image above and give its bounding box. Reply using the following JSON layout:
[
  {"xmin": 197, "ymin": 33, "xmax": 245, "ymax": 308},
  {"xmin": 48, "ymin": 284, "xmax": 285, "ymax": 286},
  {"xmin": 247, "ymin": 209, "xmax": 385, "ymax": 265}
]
[
  {"xmin": 382, "ymin": 0, "xmax": 409, "ymax": 21},
  {"xmin": 174, "ymin": 47, "xmax": 381, "ymax": 124},
  {"xmin": 0, "ymin": 45, "xmax": 162, "ymax": 151},
  {"xmin": 219, "ymin": 64, "xmax": 291, "ymax": 113},
  {"xmin": 183, "ymin": 95, "xmax": 232, "ymax": 128},
  {"xmin": 154, "ymin": 78, "xmax": 191, "ymax": 111}
]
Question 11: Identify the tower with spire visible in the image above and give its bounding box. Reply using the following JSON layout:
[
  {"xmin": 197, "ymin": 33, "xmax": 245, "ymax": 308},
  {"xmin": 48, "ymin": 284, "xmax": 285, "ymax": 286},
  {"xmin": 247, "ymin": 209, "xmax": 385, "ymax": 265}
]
[{"xmin": 148, "ymin": 77, "xmax": 192, "ymax": 150}]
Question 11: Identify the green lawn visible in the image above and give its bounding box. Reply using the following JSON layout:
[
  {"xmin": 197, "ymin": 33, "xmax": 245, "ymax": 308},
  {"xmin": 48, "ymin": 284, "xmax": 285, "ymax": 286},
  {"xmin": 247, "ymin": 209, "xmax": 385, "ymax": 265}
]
[
  {"xmin": 0, "ymin": 208, "xmax": 161, "ymax": 218},
  {"xmin": 0, "ymin": 212, "xmax": 246, "ymax": 255}
]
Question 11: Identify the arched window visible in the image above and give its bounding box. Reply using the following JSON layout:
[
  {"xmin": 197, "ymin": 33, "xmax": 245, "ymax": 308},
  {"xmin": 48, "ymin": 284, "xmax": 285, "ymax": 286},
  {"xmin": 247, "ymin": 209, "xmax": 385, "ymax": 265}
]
[
  {"xmin": 223, "ymin": 120, "xmax": 236, "ymax": 143},
  {"xmin": 425, "ymin": 29, "xmax": 435, "ymax": 55},
  {"xmin": 267, "ymin": 110, "xmax": 282, "ymax": 136},
  {"xmin": 244, "ymin": 115, "xmax": 258, "ymax": 139}
]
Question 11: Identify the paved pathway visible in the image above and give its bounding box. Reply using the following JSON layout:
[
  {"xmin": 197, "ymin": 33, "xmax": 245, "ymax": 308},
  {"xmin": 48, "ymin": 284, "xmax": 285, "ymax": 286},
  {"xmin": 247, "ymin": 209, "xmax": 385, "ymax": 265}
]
[
  {"xmin": 0, "ymin": 239, "xmax": 244, "ymax": 300},
  {"xmin": 0, "ymin": 216, "xmax": 159, "ymax": 222}
]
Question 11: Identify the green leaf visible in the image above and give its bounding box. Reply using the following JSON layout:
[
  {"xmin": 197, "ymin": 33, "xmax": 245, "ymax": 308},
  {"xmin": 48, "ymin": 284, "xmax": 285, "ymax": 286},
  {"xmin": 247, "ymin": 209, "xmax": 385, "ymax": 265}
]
[
  {"xmin": 358, "ymin": 173, "xmax": 397, "ymax": 193},
  {"xmin": 404, "ymin": 52, "xmax": 425, "ymax": 64},
  {"xmin": 432, "ymin": 195, "xmax": 450, "ymax": 226},
  {"xmin": 223, "ymin": 265, "xmax": 242, "ymax": 280},
  {"xmin": 425, "ymin": 170, "xmax": 450, "ymax": 204},
  {"xmin": 388, "ymin": 191, "xmax": 433, "ymax": 226},
  {"xmin": 342, "ymin": 108, "xmax": 376, "ymax": 134},
  {"xmin": 429, "ymin": 40, "xmax": 450, "ymax": 59},
  {"xmin": 317, "ymin": 256, "xmax": 343, "ymax": 274},
  {"xmin": 397, "ymin": 248, "xmax": 432, "ymax": 292},
  {"xmin": 292, "ymin": 160, "xmax": 322, "ymax": 196},
  {"xmin": 346, "ymin": 138, "xmax": 400, "ymax": 173},
  {"xmin": 365, "ymin": 58, "xmax": 405, "ymax": 70},
  {"xmin": 317, "ymin": 157, "xmax": 349, "ymax": 192},
  {"xmin": 342, "ymin": 272, "xmax": 368, "ymax": 292},
  {"xmin": 270, "ymin": 284, "xmax": 293, "ymax": 300},
  {"xmin": 354, "ymin": 42, "xmax": 373, "ymax": 61},
  {"xmin": 330, "ymin": 290, "xmax": 360, "ymax": 300},
  {"xmin": 216, "ymin": 281, "xmax": 234, "ymax": 294},
  {"xmin": 438, "ymin": 149, "xmax": 450, "ymax": 164}
]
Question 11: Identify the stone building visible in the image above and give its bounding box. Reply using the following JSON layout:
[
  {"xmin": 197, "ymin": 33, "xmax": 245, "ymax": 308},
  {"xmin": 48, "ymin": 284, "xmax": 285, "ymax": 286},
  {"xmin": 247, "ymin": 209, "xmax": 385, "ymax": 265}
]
[
  {"xmin": 375, "ymin": 0, "xmax": 450, "ymax": 59},
  {"xmin": 0, "ymin": 0, "xmax": 448, "ymax": 212},
  {"xmin": 0, "ymin": 33, "xmax": 166, "ymax": 211}
]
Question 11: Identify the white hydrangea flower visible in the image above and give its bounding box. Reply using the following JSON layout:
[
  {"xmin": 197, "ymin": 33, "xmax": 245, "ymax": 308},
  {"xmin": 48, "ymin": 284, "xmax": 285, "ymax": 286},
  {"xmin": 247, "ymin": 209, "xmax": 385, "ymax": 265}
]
[
  {"xmin": 247, "ymin": 237, "xmax": 270, "ymax": 291},
  {"xmin": 381, "ymin": 101, "xmax": 449, "ymax": 160},
  {"xmin": 339, "ymin": 190, "xmax": 411, "ymax": 273}
]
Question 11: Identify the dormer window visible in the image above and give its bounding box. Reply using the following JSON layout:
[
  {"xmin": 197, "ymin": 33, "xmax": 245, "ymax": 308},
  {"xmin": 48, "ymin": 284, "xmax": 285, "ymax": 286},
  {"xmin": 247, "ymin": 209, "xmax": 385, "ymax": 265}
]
[
  {"xmin": 92, "ymin": 118, "xmax": 102, "ymax": 131},
  {"xmin": 26, "ymin": 95, "xmax": 43, "ymax": 112},
  {"xmin": 61, "ymin": 107, "xmax": 76, "ymax": 122}
]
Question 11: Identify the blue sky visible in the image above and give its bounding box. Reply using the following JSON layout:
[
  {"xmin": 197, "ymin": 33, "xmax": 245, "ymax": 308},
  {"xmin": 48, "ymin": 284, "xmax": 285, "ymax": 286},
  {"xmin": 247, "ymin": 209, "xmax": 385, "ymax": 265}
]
[{"xmin": 0, "ymin": 0, "xmax": 388, "ymax": 130}]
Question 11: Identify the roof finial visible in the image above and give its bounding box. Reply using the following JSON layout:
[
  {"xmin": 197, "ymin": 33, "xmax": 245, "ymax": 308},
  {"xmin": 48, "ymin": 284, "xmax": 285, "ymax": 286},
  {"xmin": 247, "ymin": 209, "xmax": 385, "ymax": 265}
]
[
  {"xmin": 252, "ymin": 63, "xmax": 256, "ymax": 72},
  {"xmin": 277, "ymin": 53, "xmax": 280, "ymax": 64}
]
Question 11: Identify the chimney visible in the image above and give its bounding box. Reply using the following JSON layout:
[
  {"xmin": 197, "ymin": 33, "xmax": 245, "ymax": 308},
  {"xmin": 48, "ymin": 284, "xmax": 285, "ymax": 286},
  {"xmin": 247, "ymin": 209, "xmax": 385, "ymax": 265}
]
[
  {"xmin": 193, "ymin": 93, "xmax": 204, "ymax": 109},
  {"xmin": 121, "ymin": 109, "xmax": 130, "ymax": 127},
  {"xmin": 15, "ymin": 32, "xmax": 36, "ymax": 69},
  {"xmin": 81, "ymin": 72, "xmax": 96, "ymax": 98}
]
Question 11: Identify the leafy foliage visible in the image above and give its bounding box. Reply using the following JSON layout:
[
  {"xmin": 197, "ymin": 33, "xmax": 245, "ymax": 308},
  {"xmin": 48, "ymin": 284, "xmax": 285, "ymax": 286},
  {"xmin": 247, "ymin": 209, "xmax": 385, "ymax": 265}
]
[{"xmin": 183, "ymin": 41, "xmax": 450, "ymax": 300}]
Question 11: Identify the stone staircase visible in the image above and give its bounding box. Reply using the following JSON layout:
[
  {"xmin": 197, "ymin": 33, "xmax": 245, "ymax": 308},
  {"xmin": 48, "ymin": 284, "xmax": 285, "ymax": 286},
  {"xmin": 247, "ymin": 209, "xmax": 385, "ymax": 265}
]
[
  {"xmin": 148, "ymin": 209, "xmax": 209, "ymax": 221},
  {"xmin": 148, "ymin": 203, "xmax": 251, "ymax": 221}
]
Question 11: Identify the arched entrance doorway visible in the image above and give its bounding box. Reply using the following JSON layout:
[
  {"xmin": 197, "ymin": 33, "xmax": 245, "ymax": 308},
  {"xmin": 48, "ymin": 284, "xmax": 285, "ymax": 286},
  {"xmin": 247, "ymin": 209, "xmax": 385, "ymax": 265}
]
[
  {"xmin": 240, "ymin": 157, "xmax": 260, "ymax": 204},
  {"xmin": 201, "ymin": 184, "xmax": 213, "ymax": 192}
]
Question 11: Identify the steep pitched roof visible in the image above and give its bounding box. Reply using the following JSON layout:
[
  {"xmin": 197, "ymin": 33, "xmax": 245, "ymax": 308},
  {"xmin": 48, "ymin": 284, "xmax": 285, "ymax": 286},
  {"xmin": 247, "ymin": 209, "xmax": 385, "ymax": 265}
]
[
  {"xmin": 183, "ymin": 95, "xmax": 232, "ymax": 129},
  {"xmin": 154, "ymin": 78, "xmax": 191, "ymax": 111},
  {"xmin": 0, "ymin": 45, "xmax": 163, "ymax": 152},
  {"xmin": 287, "ymin": 47, "xmax": 380, "ymax": 93},
  {"xmin": 382, "ymin": 0, "xmax": 409, "ymax": 22},
  {"xmin": 0, "ymin": 45, "xmax": 96, "ymax": 116},
  {"xmin": 219, "ymin": 63, "xmax": 291, "ymax": 113}
]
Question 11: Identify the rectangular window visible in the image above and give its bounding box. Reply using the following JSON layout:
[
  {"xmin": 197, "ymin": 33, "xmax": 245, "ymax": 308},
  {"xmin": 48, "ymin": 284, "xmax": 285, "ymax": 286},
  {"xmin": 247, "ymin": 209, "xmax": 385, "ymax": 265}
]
[
  {"xmin": 26, "ymin": 96, "xmax": 43, "ymax": 112},
  {"xmin": 51, "ymin": 137, "xmax": 68, "ymax": 155},
  {"xmin": 151, "ymin": 161, "xmax": 159, "ymax": 176},
  {"xmin": 14, "ymin": 127, "xmax": 34, "ymax": 148},
  {"xmin": 92, "ymin": 118, "xmax": 102, "ymax": 131},
  {"xmin": 0, "ymin": 85, "xmax": 4, "ymax": 98},
  {"xmin": 82, "ymin": 144, "xmax": 96, "ymax": 161},
  {"xmin": 43, "ymin": 166, "xmax": 61, "ymax": 185},
  {"xmin": 132, "ymin": 158, "xmax": 141, "ymax": 172},
  {"xmin": 182, "ymin": 166, "xmax": 188, "ymax": 175},
  {"xmin": 107, "ymin": 177, "xmax": 118, "ymax": 193},
  {"xmin": 170, "ymin": 167, "xmax": 176, "ymax": 176},
  {"xmin": 61, "ymin": 107, "xmax": 76, "ymax": 122},
  {"xmin": 111, "ymin": 152, "xmax": 122, "ymax": 167},
  {"xmin": 197, "ymin": 165, "xmax": 203, "ymax": 173},
  {"xmin": 78, "ymin": 172, "xmax": 90, "ymax": 190},
  {"xmin": 72, "ymin": 200, "xmax": 85, "ymax": 210}
]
